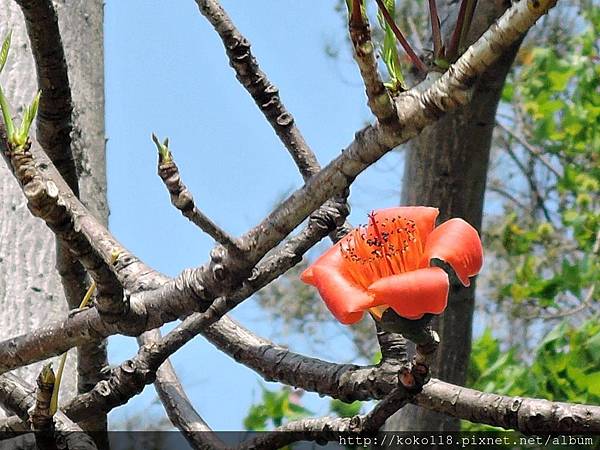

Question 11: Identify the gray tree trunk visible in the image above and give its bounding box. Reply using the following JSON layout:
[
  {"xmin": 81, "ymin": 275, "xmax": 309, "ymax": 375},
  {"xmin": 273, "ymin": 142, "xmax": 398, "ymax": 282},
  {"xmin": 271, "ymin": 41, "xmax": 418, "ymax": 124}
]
[
  {"xmin": 386, "ymin": 0, "xmax": 520, "ymax": 432},
  {"xmin": 0, "ymin": 0, "xmax": 106, "ymax": 413}
]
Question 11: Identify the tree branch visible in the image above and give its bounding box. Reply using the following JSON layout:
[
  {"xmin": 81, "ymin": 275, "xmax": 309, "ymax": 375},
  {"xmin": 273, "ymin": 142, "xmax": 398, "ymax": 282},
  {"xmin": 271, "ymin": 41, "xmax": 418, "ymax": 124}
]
[
  {"xmin": 0, "ymin": 372, "xmax": 98, "ymax": 447},
  {"xmin": 155, "ymin": 142, "xmax": 241, "ymax": 253},
  {"xmin": 416, "ymin": 379, "xmax": 600, "ymax": 433},
  {"xmin": 349, "ymin": 0, "xmax": 399, "ymax": 127},
  {"xmin": 62, "ymin": 199, "xmax": 351, "ymax": 421},
  {"xmin": 14, "ymin": 0, "xmax": 77, "ymax": 192},
  {"xmin": 138, "ymin": 330, "xmax": 226, "ymax": 450},
  {"xmin": 201, "ymin": 319, "xmax": 600, "ymax": 434},
  {"xmin": 13, "ymin": 1, "xmax": 109, "ymax": 434},
  {"xmin": 194, "ymin": 0, "xmax": 320, "ymax": 180},
  {"xmin": 236, "ymin": 0, "xmax": 558, "ymax": 265}
]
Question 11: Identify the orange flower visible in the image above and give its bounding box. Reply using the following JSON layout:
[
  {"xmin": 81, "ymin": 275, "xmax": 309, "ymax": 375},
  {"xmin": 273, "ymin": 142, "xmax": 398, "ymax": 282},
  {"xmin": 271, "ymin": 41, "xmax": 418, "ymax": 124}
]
[{"xmin": 301, "ymin": 207, "xmax": 483, "ymax": 324}]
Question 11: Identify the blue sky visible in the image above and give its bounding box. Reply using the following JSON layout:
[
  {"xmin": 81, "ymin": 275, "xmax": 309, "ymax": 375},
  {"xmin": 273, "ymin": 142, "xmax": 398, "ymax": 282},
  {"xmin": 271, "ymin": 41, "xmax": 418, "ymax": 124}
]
[{"xmin": 104, "ymin": 1, "xmax": 405, "ymax": 430}]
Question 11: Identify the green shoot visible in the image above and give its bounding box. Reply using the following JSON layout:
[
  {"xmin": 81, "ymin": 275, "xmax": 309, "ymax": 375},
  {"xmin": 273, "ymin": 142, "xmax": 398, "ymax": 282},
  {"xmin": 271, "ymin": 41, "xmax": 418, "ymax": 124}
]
[
  {"xmin": 0, "ymin": 31, "xmax": 11, "ymax": 74},
  {"xmin": 152, "ymin": 133, "xmax": 172, "ymax": 163},
  {"xmin": 377, "ymin": 0, "xmax": 405, "ymax": 92},
  {"xmin": 0, "ymin": 84, "xmax": 14, "ymax": 139},
  {"xmin": 0, "ymin": 33, "xmax": 41, "ymax": 151},
  {"xmin": 13, "ymin": 90, "xmax": 41, "ymax": 147},
  {"xmin": 49, "ymin": 354, "xmax": 66, "ymax": 416}
]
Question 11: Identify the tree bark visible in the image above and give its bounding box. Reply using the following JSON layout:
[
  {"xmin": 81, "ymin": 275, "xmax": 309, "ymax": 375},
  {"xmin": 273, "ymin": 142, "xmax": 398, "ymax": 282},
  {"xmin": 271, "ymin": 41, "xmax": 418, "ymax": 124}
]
[
  {"xmin": 386, "ymin": 0, "xmax": 519, "ymax": 432},
  {"xmin": 0, "ymin": 0, "xmax": 106, "ymax": 427}
]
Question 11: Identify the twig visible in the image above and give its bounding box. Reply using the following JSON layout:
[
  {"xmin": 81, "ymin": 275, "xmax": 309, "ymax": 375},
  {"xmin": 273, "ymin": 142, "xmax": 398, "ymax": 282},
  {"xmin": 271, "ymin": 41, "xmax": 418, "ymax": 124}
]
[
  {"xmin": 488, "ymin": 184, "xmax": 529, "ymax": 210},
  {"xmin": 504, "ymin": 144, "xmax": 553, "ymax": 221},
  {"xmin": 522, "ymin": 229, "xmax": 600, "ymax": 320},
  {"xmin": 496, "ymin": 120, "xmax": 561, "ymax": 177},
  {"xmin": 238, "ymin": 385, "xmax": 413, "ymax": 449},
  {"xmin": 374, "ymin": 0, "xmax": 428, "ymax": 73},
  {"xmin": 154, "ymin": 137, "xmax": 241, "ymax": 253},
  {"xmin": 30, "ymin": 364, "xmax": 57, "ymax": 450}
]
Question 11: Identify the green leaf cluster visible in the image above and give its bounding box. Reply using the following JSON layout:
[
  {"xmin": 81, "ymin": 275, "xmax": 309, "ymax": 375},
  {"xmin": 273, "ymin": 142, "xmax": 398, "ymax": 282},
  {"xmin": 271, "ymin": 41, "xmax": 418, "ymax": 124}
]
[
  {"xmin": 376, "ymin": 0, "xmax": 405, "ymax": 92},
  {"xmin": 493, "ymin": 8, "xmax": 599, "ymax": 313},
  {"xmin": 0, "ymin": 31, "xmax": 41, "ymax": 151},
  {"xmin": 466, "ymin": 317, "xmax": 600, "ymax": 430},
  {"xmin": 243, "ymin": 386, "xmax": 313, "ymax": 431}
]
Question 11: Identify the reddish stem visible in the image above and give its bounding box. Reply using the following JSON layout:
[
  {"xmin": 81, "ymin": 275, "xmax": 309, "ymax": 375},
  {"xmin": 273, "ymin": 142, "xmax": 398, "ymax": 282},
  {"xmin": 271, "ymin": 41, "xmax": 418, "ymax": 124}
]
[
  {"xmin": 459, "ymin": 0, "xmax": 478, "ymax": 52},
  {"xmin": 374, "ymin": 0, "xmax": 428, "ymax": 73},
  {"xmin": 428, "ymin": 0, "xmax": 444, "ymax": 59},
  {"xmin": 350, "ymin": 0, "xmax": 363, "ymax": 27},
  {"xmin": 446, "ymin": 0, "xmax": 469, "ymax": 61}
]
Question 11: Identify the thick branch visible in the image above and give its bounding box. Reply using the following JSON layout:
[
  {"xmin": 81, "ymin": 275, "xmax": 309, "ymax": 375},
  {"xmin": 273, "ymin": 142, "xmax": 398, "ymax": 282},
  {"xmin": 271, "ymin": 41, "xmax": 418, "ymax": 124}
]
[
  {"xmin": 417, "ymin": 379, "xmax": 600, "ymax": 433},
  {"xmin": 204, "ymin": 319, "xmax": 600, "ymax": 434}
]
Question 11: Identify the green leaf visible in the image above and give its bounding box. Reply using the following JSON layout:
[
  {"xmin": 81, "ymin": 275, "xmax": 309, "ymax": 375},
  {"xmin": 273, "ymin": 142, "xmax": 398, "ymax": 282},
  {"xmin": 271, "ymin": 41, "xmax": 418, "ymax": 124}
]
[
  {"xmin": 152, "ymin": 132, "xmax": 172, "ymax": 163},
  {"xmin": 16, "ymin": 90, "xmax": 41, "ymax": 146},
  {"xmin": 330, "ymin": 399, "xmax": 362, "ymax": 418},
  {"xmin": 0, "ymin": 84, "xmax": 14, "ymax": 138},
  {"xmin": 377, "ymin": 0, "xmax": 404, "ymax": 90},
  {"xmin": 0, "ymin": 31, "xmax": 11, "ymax": 74}
]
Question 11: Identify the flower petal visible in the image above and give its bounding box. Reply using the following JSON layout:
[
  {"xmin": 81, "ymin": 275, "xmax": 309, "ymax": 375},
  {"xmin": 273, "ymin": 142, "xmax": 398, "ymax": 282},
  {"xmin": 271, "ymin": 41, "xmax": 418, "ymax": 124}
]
[
  {"xmin": 371, "ymin": 206, "xmax": 439, "ymax": 243},
  {"xmin": 301, "ymin": 246, "xmax": 373, "ymax": 324},
  {"xmin": 421, "ymin": 218, "xmax": 483, "ymax": 286},
  {"xmin": 367, "ymin": 267, "xmax": 449, "ymax": 319}
]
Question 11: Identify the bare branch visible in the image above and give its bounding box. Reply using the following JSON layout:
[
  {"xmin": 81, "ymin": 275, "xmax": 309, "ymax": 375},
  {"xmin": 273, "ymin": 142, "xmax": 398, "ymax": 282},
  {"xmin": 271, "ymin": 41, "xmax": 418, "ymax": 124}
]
[
  {"xmin": 237, "ymin": 416, "xmax": 355, "ymax": 450},
  {"xmin": 155, "ymin": 140, "xmax": 241, "ymax": 253},
  {"xmin": 238, "ymin": 0, "xmax": 558, "ymax": 264},
  {"xmin": 204, "ymin": 319, "xmax": 600, "ymax": 434},
  {"xmin": 496, "ymin": 120, "xmax": 561, "ymax": 177},
  {"xmin": 62, "ymin": 199, "xmax": 350, "ymax": 421},
  {"xmin": 417, "ymin": 379, "xmax": 600, "ymax": 433},
  {"xmin": 14, "ymin": 0, "xmax": 77, "ymax": 192},
  {"xmin": 238, "ymin": 386, "xmax": 412, "ymax": 449},
  {"xmin": 139, "ymin": 330, "xmax": 226, "ymax": 450},
  {"xmin": 194, "ymin": 0, "xmax": 320, "ymax": 180}
]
